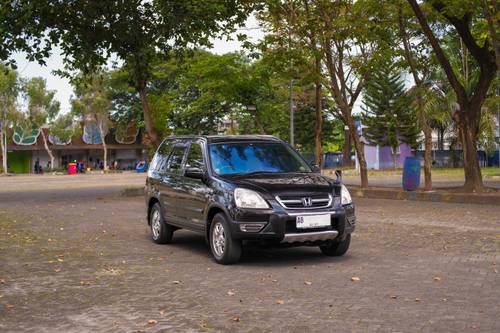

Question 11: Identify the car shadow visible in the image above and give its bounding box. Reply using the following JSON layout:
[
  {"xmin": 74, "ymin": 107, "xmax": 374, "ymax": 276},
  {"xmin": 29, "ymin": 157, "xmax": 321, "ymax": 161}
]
[{"xmin": 155, "ymin": 230, "xmax": 351, "ymax": 267}]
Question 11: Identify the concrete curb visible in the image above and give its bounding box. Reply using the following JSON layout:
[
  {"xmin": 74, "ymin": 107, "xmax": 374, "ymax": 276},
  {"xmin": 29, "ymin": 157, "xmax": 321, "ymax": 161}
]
[{"xmin": 349, "ymin": 186, "xmax": 500, "ymax": 206}]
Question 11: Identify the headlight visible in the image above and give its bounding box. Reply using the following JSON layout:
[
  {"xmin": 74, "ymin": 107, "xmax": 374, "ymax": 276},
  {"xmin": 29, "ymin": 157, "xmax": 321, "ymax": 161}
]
[
  {"xmin": 234, "ymin": 188, "xmax": 269, "ymax": 209},
  {"xmin": 341, "ymin": 184, "xmax": 352, "ymax": 205}
]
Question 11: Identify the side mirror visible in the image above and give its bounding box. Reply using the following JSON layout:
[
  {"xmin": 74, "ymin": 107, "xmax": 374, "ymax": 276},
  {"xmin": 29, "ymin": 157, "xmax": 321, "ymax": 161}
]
[
  {"xmin": 185, "ymin": 167, "xmax": 204, "ymax": 180},
  {"xmin": 310, "ymin": 164, "xmax": 321, "ymax": 173},
  {"xmin": 335, "ymin": 169, "xmax": 342, "ymax": 181}
]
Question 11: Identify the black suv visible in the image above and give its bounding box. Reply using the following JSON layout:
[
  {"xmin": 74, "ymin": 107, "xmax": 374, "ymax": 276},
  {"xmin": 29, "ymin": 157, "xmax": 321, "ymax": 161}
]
[{"xmin": 145, "ymin": 135, "xmax": 355, "ymax": 264}]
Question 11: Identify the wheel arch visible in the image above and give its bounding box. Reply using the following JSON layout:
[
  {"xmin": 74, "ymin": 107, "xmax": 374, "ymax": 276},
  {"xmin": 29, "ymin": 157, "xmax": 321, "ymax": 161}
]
[
  {"xmin": 147, "ymin": 197, "xmax": 160, "ymax": 225},
  {"xmin": 205, "ymin": 204, "xmax": 229, "ymax": 241}
]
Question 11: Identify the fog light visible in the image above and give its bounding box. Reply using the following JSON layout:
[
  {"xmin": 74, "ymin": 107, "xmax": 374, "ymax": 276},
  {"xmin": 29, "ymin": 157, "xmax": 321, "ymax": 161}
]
[{"xmin": 239, "ymin": 223, "xmax": 266, "ymax": 232}]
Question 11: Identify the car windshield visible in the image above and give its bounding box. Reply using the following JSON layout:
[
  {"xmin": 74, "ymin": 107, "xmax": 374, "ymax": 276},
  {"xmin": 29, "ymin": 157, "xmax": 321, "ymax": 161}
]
[{"xmin": 209, "ymin": 142, "xmax": 312, "ymax": 176}]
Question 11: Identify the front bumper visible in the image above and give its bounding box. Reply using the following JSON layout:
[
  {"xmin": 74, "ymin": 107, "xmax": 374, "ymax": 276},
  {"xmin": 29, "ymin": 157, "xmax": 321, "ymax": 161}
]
[{"xmin": 228, "ymin": 200, "xmax": 355, "ymax": 245}]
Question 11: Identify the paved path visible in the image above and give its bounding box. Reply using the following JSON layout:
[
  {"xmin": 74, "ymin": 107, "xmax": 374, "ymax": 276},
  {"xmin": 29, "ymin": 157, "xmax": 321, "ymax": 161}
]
[{"xmin": 0, "ymin": 175, "xmax": 499, "ymax": 332}]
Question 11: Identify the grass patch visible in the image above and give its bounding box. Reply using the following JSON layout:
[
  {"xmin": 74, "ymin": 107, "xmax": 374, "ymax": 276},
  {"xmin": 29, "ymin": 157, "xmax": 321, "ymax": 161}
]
[{"xmin": 326, "ymin": 167, "xmax": 500, "ymax": 178}]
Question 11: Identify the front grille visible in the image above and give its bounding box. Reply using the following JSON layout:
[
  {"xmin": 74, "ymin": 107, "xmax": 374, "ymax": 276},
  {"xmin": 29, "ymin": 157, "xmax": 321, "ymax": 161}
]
[{"xmin": 276, "ymin": 194, "xmax": 332, "ymax": 210}]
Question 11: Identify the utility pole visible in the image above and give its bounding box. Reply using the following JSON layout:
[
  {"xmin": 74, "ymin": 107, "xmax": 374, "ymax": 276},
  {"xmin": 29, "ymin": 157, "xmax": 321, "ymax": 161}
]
[
  {"xmin": 287, "ymin": 1, "xmax": 295, "ymax": 147},
  {"xmin": 289, "ymin": 78, "xmax": 294, "ymax": 147}
]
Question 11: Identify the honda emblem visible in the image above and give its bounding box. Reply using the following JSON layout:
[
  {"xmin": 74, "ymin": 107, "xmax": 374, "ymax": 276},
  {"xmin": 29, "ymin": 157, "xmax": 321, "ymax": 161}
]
[{"xmin": 301, "ymin": 197, "xmax": 313, "ymax": 207}]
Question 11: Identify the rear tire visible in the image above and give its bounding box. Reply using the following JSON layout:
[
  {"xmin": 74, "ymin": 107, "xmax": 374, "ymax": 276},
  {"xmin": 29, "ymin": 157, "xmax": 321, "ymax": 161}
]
[
  {"xmin": 149, "ymin": 203, "xmax": 174, "ymax": 244},
  {"xmin": 320, "ymin": 234, "xmax": 350, "ymax": 256},
  {"xmin": 209, "ymin": 213, "xmax": 242, "ymax": 265}
]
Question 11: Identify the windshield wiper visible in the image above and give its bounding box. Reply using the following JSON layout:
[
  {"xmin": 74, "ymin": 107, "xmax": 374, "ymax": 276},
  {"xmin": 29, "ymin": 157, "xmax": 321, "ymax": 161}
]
[{"xmin": 230, "ymin": 171, "xmax": 280, "ymax": 177}]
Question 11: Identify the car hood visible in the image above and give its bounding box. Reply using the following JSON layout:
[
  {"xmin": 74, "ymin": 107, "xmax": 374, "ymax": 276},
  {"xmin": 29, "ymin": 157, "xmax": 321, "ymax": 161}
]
[{"xmin": 225, "ymin": 172, "xmax": 337, "ymax": 196}]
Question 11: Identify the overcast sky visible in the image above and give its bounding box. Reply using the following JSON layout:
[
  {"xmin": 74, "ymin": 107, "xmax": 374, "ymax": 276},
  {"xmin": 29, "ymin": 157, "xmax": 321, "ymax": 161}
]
[{"xmin": 12, "ymin": 16, "xmax": 265, "ymax": 114}]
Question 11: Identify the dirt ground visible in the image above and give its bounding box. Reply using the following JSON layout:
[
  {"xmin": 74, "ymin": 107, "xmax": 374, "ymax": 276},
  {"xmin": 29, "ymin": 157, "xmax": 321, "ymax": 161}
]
[{"xmin": 0, "ymin": 174, "xmax": 499, "ymax": 332}]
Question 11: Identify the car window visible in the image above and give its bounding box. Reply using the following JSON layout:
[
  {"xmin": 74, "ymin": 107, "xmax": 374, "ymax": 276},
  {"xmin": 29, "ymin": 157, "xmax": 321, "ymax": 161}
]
[
  {"xmin": 185, "ymin": 143, "xmax": 205, "ymax": 170},
  {"xmin": 165, "ymin": 145, "xmax": 187, "ymax": 174},
  {"xmin": 151, "ymin": 140, "xmax": 174, "ymax": 173}
]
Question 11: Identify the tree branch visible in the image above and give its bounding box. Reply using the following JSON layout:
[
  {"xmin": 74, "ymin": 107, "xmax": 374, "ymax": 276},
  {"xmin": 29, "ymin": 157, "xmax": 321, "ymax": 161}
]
[{"xmin": 406, "ymin": 0, "xmax": 467, "ymax": 106}]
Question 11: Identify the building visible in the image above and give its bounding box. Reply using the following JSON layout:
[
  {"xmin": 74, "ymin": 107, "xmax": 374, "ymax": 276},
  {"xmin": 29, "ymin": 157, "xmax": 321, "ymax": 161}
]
[{"xmin": 2, "ymin": 124, "xmax": 150, "ymax": 174}]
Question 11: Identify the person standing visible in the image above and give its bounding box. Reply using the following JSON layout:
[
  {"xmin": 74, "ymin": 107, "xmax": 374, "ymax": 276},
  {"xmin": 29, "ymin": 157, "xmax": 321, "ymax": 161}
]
[{"xmin": 34, "ymin": 158, "xmax": 40, "ymax": 174}]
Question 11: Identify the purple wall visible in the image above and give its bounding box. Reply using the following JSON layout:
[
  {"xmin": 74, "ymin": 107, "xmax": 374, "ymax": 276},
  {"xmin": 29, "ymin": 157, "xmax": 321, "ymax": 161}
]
[
  {"xmin": 364, "ymin": 145, "xmax": 378, "ymax": 169},
  {"xmin": 364, "ymin": 143, "xmax": 414, "ymax": 169}
]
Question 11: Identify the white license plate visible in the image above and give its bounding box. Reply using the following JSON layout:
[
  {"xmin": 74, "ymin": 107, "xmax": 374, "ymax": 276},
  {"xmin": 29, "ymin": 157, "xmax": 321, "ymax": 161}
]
[{"xmin": 296, "ymin": 214, "xmax": 331, "ymax": 229}]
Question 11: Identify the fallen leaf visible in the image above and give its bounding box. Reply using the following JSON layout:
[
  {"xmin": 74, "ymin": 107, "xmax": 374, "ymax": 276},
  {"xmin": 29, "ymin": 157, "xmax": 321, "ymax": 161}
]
[
  {"xmin": 304, "ymin": 281, "xmax": 312, "ymax": 286},
  {"xmin": 232, "ymin": 316, "xmax": 240, "ymax": 322},
  {"xmin": 276, "ymin": 300, "xmax": 285, "ymax": 305},
  {"xmin": 147, "ymin": 319, "xmax": 158, "ymax": 325},
  {"xmin": 351, "ymin": 277, "xmax": 360, "ymax": 282},
  {"xmin": 5, "ymin": 304, "xmax": 14, "ymax": 309},
  {"xmin": 80, "ymin": 280, "xmax": 93, "ymax": 286}
]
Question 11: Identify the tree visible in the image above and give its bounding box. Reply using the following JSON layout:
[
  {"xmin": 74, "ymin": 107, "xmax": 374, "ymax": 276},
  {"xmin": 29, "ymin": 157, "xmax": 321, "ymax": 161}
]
[
  {"xmin": 259, "ymin": 0, "xmax": 325, "ymax": 166},
  {"xmin": 72, "ymin": 74, "xmax": 111, "ymax": 171},
  {"xmin": 362, "ymin": 61, "xmax": 420, "ymax": 168},
  {"xmin": 23, "ymin": 77, "xmax": 60, "ymax": 170},
  {"xmin": 311, "ymin": 0, "xmax": 391, "ymax": 187},
  {"xmin": 0, "ymin": 63, "xmax": 18, "ymax": 174},
  {"xmin": 407, "ymin": 0, "xmax": 498, "ymax": 192},
  {"xmin": 0, "ymin": 1, "xmax": 254, "ymax": 147}
]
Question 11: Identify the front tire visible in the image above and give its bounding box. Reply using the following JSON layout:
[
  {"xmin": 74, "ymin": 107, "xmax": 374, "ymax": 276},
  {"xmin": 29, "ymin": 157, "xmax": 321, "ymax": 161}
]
[
  {"xmin": 149, "ymin": 203, "xmax": 174, "ymax": 244},
  {"xmin": 209, "ymin": 213, "xmax": 242, "ymax": 265},
  {"xmin": 320, "ymin": 234, "xmax": 351, "ymax": 256}
]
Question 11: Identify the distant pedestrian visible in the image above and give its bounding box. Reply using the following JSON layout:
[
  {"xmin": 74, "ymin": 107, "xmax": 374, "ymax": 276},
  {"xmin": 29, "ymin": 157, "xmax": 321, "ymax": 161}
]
[{"xmin": 34, "ymin": 158, "xmax": 40, "ymax": 174}]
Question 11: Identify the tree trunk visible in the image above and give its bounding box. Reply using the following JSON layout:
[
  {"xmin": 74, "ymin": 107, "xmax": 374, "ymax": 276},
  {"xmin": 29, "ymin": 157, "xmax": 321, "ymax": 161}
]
[
  {"xmin": 98, "ymin": 124, "xmax": 108, "ymax": 171},
  {"xmin": 346, "ymin": 116, "xmax": 368, "ymax": 187},
  {"xmin": 342, "ymin": 129, "xmax": 352, "ymax": 167},
  {"xmin": 137, "ymin": 80, "xmax": 161, "ymax": 147},
  {"xmin": 391, "ymin": 147, "xmax": 397, "ymax": 170},
  {"xmin": 41, "ymin": 130, "xmax": 55, "ymax": 171},
  {"xmin": 0, "ymin": 126, "xmax": 6, "ymax": 174},
  {"xmin": 314, "ymin": 79, "xmax": 323, "ymax": 167},
  {"xmin": 459, "ymin": 110, "xmax": 484, "ymax": 192},
  {"xmin": 417, "ymin": 95, "xmax": 433, "ymax": 191},
  {"xmin": 254, "ymin": 111, "xmax": 266, "ymax": 135}
]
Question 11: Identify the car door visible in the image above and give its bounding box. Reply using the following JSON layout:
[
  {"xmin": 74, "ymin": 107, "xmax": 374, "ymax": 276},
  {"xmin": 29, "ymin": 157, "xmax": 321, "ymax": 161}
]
[
  {"xmin": 158, "ymin": 141, "xmax": 188, "ymax": 227},
  {"xmin": 175, "ymin": 140, "xmax": 212, "ymax": 232}
]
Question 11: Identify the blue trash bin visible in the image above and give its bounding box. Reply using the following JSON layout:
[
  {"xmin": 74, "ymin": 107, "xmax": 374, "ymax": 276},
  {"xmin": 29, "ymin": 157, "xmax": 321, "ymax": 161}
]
[{"xmin": 402, "ymin": 157, "xmax": 421, "ymax": 191}]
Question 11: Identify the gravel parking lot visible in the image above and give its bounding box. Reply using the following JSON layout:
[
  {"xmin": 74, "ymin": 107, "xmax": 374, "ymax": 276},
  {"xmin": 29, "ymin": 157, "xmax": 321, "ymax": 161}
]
[{"xmin": 0, "ymin": 174, "xmax": 499, "ymax": 332}]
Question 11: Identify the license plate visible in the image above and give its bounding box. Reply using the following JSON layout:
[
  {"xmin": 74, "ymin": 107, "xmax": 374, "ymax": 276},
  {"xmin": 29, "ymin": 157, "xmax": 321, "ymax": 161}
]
[{"xmin": 296, "ymin": 214, "xmax": 331, "ymax": 229}]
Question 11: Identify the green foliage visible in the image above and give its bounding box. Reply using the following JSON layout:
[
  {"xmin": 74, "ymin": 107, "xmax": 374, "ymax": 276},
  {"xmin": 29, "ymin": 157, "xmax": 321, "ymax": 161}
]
[
  {"xmin": 107, "ymin": 68, "xmax": 143, "ymax": 125},
  {"xmin": 362, "ymin": 61, "xmax": 420, "ymax": 150},
  {"xmin": 49, "ymin": 113, "xmax": 75, "ymax": 144},
  {"xmin": 72, "ymin": 73, "xmax": 111, "ymax": 124},
  {"xmin": 22, "ymin": 77, "xmax": 60, "ymax": 127}
]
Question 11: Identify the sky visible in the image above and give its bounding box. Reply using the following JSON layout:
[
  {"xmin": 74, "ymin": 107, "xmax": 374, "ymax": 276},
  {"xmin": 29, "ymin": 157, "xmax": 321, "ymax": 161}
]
[{"xmin": 11, "ymin": 16, "xmax": 265, "ymax": 114}]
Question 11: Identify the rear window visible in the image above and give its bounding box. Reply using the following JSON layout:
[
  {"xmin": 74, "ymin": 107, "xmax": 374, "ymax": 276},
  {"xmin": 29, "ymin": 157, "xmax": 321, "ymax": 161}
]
[
  {"xmin": 165, "ymin": 146, "xmax": 187, "ymax": 174},
  {"xmin": 150, "ymin": 140, "xmax": 174, "ymax": 173}
]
